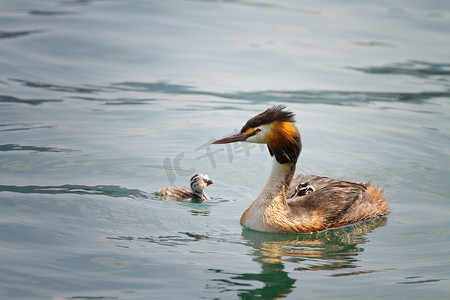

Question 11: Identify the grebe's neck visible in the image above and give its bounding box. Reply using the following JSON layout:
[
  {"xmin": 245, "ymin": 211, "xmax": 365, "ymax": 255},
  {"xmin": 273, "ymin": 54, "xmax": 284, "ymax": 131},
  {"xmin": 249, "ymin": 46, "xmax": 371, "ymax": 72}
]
[
  {"xmin": 241, "ymin": 158, "xmax": 296, "ymax": 231},
  {"xmin": 258, "ymin": 159, "xmax": 296, "ymax": 205}
]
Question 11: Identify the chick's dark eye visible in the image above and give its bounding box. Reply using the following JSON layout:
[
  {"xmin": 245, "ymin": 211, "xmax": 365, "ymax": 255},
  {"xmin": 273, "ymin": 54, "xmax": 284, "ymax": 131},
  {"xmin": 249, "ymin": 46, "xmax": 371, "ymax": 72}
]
[{"xmin": 255, "ymin": 128, "xmax": 261, "ymax": 133}]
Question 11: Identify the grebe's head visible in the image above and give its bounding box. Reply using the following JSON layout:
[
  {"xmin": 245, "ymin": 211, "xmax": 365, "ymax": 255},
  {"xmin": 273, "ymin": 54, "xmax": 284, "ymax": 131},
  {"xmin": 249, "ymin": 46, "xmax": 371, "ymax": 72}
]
[
  {"xmin": 190, "ymin": 173, "xmax": 214, "ymax": 193},
  {"xmin": 212, "ymin": 105, "xmax": 302, "ymax": 164}
]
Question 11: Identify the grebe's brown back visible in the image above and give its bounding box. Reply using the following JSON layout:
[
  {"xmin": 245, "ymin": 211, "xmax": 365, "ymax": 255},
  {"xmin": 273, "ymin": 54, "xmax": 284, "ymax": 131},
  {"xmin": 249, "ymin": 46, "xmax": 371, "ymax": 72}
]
[
  {"xmin": 156, "ymin": 173, "xmax": 214, "ymax": 201},
  {"xmin": 212, "ymin": 105, "xmax": 388, "ymax": 233}
]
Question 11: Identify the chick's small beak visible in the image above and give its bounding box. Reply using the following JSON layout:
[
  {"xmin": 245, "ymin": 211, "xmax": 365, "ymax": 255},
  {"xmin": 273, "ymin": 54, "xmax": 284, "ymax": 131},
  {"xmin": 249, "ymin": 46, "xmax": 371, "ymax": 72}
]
[
  {"xmin": 205, "ymin": 179, "xmax": 214, "ymax": 185},
  {"xmin": 212, "ymin": 133, "xmax": 247, "ymax": 144}
]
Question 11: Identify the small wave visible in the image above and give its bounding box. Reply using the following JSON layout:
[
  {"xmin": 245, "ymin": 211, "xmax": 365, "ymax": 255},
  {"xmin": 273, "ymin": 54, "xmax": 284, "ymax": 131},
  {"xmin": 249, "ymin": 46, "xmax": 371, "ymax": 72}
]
[
  {"xmin": 0, "ymin": 144, "xmax": 74, "ymax": 153},
  {"xmin": 0, "ymin": 29, "xmax": 45, "ymax": 40},
  {"xmin": 0, "ymin": 95, "xmax": 62, "ymax": 105},
  {"xmin": 73, "ymin": 96, "xmax": 156, "ymax": 105},
  {"xmin": 347, "ymin": 60, "xmax": 450, "ymax": 77},
  {"xmin": 397, "ymin": 276, "xmax": 442, "ymax": 285},
  {"xmin": 106, "ymin": 231, "xmax": 209, "ymax": 247},
  {"xmin": 0, "ymin": 123, "xmax": 55, "ymax": 132},
  {"xmin": 112, "ymin": 81, "xmax": 450, "ymax": 104},
  {"xmin": 0, "ymin": 184, "xmax": 151, "ymax": 200},
  {"xmin": 352, "ymin": 41, "xmax": 396, "ymax": 48},
  {"xmin": 29, "ymin": 10, "xmax": 76, "ymax": 16},
  {"xmin": 5, "ymin": 77, "xmax": 449, "ymax": 107},
  {"xmin": 8, "ymin": 78, "xmax": 106, "ymax": 94}
]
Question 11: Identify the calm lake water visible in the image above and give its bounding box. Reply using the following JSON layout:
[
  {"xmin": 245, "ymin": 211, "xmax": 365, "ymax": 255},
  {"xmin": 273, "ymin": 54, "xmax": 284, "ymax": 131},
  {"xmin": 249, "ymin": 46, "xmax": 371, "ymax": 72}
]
[{"xmin": 1, "ymin": 1, "xmax": 450, "ymax": 299}]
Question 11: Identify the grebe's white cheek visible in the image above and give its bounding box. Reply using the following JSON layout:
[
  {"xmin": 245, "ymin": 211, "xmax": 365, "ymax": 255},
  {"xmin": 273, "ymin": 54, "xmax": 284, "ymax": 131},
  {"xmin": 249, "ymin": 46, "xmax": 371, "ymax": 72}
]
[
  {"xmin": 246, "ymin": 125, "xmax": 270, "ymax": 144},
  {"xmin": 246, "ymin": 134, "xmax": 262, "ymax": 143}
]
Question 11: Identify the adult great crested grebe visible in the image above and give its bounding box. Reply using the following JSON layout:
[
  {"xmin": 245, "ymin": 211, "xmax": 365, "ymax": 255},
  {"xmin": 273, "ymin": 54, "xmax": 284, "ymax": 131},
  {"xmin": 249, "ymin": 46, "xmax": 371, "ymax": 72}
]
[
  {"xmin": 212, "ymin": 105, "xmax": 388, "ymax": 233},
  {"xmin": 157, "ymin": 173, "xmax": 214, "ymax": 201}
]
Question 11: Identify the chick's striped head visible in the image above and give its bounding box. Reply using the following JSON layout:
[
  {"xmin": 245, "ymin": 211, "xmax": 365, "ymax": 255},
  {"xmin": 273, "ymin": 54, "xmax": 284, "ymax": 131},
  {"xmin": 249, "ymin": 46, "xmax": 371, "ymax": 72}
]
[{"xmin": 190, "ymin": 173, "xmax": 214, "ymax": 193}]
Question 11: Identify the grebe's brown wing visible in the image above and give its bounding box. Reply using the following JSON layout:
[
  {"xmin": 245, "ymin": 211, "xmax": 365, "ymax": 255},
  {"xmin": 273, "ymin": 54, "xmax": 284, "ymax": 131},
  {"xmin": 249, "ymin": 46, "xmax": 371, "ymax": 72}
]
[
  {"xmin": 287, "ymin": 178, "xmax": 388, "ymax": 230},
  {"xmin": 156, "ymin": 186, "xmax": 194, "ymax": 199}
]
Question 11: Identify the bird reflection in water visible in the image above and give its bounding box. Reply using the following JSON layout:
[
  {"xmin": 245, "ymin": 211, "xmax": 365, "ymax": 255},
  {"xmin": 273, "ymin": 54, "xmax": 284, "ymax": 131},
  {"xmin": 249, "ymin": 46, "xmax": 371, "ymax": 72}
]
[{"xmin": 208, "ymin": 217, "xmax": 387, "ymax": 299}]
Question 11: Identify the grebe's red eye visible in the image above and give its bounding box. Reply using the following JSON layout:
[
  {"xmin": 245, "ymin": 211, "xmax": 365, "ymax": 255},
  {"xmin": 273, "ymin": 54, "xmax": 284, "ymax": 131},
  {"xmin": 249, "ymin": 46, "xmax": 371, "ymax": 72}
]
[{"xmin": 255, "ymin": 128, "xmax": 261, "ymax": 133}]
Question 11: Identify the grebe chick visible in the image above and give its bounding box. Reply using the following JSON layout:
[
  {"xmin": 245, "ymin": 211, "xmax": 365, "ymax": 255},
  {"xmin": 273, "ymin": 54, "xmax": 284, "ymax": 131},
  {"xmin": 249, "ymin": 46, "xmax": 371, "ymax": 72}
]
[
  {"xmin": 157, "ymin": 173, "xmax": 214, "ymax": 201},
  {"xmin": 212, "ymin": 105, "xmax": 388, "ymax": 233},
  {"xmin": 293, "ymin": 182, "xmax": 315, "ymax": 197}
]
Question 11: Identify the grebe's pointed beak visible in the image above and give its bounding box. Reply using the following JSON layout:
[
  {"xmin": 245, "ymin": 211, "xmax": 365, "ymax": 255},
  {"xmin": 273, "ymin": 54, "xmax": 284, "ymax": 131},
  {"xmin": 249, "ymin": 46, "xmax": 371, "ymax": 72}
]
[
  {"xmin": 205, "ymin": 179, "xmax": 214, "ymax": 185},
  {"xmin": 212, "ymin": 133, "xmax": 247, "ymax": 144}
]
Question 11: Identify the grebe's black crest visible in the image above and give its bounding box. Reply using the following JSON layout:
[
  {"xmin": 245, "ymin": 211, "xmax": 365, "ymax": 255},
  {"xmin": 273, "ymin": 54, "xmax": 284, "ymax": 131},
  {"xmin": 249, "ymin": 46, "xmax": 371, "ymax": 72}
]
[{"xmin": 240, "ymin": 105, "xmax": 295, "ymax": 133}]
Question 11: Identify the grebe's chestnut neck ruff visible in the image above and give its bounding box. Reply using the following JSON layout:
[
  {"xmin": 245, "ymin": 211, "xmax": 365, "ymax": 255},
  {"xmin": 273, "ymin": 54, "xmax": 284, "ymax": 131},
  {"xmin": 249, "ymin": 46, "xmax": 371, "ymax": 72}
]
[
  {"xmin": 156, "ymin": 173, "xmax": 214, "ymax": 201},
  {"xmin": 212, "ymin": 105, "xmax": 388, "ymax": 233}
]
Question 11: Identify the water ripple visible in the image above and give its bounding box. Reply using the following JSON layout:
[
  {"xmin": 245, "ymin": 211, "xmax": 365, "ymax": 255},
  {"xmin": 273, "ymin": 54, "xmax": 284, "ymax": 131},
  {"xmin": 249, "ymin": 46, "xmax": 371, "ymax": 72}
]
[
  {"xmin": 188, "ymin": 0, "xmax": 320, "ymax": 15},
  {"xmin": 0, "ymin": 184, "xmax": 151, "ymax": 200},
  {"xmin": 397, "ymin": 276, "xmax": 442, "ymax": 285},
  {"xmin": 0, "ymin": 144, "xmax": 74, "ymax": 153},
  {"xmin": 107, "ymin": 232, "xmax": 209, "ymax": 247},
  {"xmin": 73, "ymin": 96, "xmax": 157, "ymax": 105},
  {"xmin": 348, "ymin": 60, "xmax": 450, "ymax": 77},
  {"xmin": 112, "ymin": 81, "xmax": 450, "ymax": 104},
  {"xmin": 29, "ymin": 10, "xmax": 76, "ymax": 16},
  {"xmin": 0, "ymin": 123, "xmax": 55, "ymax": 132},
  {"xmin": 352, "ymin": 41, "xmax": 396, "ymax": 48},
  {"xmin": 9, "ymin": 78, "xmax": 106, "ymax": 94},
  {"xmin": 6, "ymin": 78, "xmax": 449, "ymax": 105},
  {"xmin": 0, "ymin": 95, "xmax": 62, "ymax": 105},
  {"xmin": 0, "ymin": 29, "xmax": 45, "ymax": 40}
]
